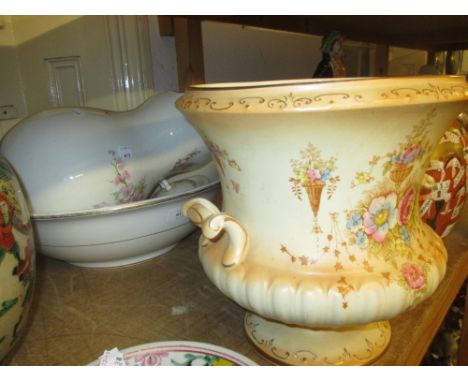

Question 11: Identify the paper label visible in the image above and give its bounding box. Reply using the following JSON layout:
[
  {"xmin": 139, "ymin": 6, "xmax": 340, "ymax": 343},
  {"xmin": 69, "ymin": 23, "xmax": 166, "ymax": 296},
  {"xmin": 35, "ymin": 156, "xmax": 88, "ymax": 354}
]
[
  {"xmin": 167, "ymin": 207, "xmax": 187, "ymax": 223},
  {"xmin": 98, "ymin": 347, "xmax": 126, "ymax": 366},
  {"xmin": 118, "ymin": 145, "xmax": 132, "ymax": 160}
]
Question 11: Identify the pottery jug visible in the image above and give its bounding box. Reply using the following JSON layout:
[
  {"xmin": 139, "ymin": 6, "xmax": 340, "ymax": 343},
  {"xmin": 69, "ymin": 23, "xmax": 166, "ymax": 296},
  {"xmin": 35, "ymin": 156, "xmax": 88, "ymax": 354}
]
[
  {"xmin": 0, "ymin": 156, "xmax": 35, "ymax": 362},
  {"xmin": 177, "ymin": 76, "xmax": 468, "ymax": 365},
  {"xmin": 420, "ymin": 113, "xmax": 468, "ymax": 237},
  {"xmin": 0, "ymin": 92, "xmax": 211, "ymax": 215}
]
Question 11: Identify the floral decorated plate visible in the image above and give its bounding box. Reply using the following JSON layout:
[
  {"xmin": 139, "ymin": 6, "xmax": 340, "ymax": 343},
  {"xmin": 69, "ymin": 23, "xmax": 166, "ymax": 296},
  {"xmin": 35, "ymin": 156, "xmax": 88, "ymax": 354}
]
[{"xmin": 89, "ymin": 341, "xmax": 257, "ymax": 366}]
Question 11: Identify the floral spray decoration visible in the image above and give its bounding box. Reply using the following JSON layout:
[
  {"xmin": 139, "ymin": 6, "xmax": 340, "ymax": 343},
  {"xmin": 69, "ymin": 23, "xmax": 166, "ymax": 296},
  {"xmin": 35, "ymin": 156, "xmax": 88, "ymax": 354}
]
[
  {"xmin": 108, "ymin": 149, "xmax": 147, "ymax": 204},
  {"xmin": 344, "ymin": 183, "xmax": 429, "ymax": 296},
  {"xmin": 344, "ymin": 108, "xmax": 438, "ymax": 297}
]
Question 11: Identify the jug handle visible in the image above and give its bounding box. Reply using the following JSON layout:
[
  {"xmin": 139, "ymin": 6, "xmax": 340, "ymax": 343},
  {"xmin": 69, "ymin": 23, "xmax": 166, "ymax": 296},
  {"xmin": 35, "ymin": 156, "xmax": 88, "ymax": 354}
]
[{"xmin": 182, "ymin": 198, "xmax": 248, "ymax": 267}]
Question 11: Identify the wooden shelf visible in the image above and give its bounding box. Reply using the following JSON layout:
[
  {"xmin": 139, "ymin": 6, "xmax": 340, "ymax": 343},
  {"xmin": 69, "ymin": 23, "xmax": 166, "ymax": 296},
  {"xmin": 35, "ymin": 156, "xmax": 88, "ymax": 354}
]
[
  {"xmin": 159, "ymin": 15, "xmax": 468, "ymax": 91},
  {"xmin": 162, "ymin": 16, "xmax": 468, "ymax": 51},
  {"xmin": 6, "ymin": 227, "xmax": 468, "ymax": 365}
]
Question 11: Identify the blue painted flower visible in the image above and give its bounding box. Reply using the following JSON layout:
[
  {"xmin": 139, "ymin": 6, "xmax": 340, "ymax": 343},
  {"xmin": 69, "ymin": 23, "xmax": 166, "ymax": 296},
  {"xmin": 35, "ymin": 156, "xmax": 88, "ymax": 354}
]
[
  {"xmin": 401, "ymin": 145, "xmax": 420, "ymax": 165},
  {"xmin": 346, "ymin": 213, "xmax": 363, "ymax": 232},
  {"xmin": 355, "ymin": 231, "xmax": 369, "ymax": 249},
  {"xmin": 400, "ymin": 226, "xmax": 411, "ymax": 246},
  {"xmin": 320, "ymin": 168, "xmax": 331, "ymax": 182},
  {"xmin": 391, "ymin": 154, "xmax": 400, "ymax": 164}
]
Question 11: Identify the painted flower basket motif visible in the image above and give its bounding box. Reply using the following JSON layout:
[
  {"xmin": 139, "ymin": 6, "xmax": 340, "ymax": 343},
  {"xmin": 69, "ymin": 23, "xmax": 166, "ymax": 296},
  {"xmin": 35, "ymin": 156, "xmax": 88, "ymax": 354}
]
[
  {"xmin": 389, "ymin": 163, "xmax": 414, "ymax": 184},
  {"xmin": 383, "ymin": 111, "xmax": 434, "ymax": 185},
  {"xmin": 303, "ymin": 181, "xmax": 325, "ymax": 217},
  {"xmin": 289, "ymin": 143, "xmax": 339, "ymax": 218},
  {"xmin": 352, "ymin": 108, "xmax": 435, "ymax": 189}
]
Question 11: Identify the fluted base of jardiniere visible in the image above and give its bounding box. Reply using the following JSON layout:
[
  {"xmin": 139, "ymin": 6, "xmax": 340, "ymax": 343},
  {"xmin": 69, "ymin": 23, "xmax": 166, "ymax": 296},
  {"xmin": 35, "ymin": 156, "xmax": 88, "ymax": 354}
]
[
  {"xmin": 244, "ymin": 313, "xmax": 391, "ymax": 366},
  {"xmin": 182, "ymin": 197, "xmax": 448, "ymax": 364}
]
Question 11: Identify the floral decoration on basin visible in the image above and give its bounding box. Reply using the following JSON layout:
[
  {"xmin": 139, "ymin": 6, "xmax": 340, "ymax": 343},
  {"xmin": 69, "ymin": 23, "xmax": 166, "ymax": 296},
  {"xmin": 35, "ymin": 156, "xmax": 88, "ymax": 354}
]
[
  {"xmin": 108, "ymin": 149, "xmax": 147, "ymax": 205},
  {"xmin": 170, "ymin": 150, "xmax": 202, "ymax": 173}
]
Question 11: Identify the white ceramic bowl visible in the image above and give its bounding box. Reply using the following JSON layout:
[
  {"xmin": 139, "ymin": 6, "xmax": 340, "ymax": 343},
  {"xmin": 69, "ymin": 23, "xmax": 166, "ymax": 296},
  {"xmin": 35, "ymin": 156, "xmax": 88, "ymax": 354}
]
[
  {"xmin": 0, "ymin": 92, "xmax": 211, "ymax": 214},
  {"xmin": 32, "ymin": 162, "xmax": 220, "ymax": 268}
]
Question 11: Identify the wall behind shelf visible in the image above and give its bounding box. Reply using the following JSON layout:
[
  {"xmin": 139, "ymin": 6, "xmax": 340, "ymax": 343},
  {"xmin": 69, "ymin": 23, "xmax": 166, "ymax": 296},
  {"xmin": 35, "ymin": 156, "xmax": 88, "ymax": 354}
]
[{"xmin": 202, "ymin": 21, "xmax": 324, "ymax": 83}]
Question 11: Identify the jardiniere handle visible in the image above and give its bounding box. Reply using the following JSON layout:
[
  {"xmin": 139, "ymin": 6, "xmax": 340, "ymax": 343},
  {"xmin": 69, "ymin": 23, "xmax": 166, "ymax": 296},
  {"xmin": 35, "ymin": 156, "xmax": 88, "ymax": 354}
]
[{"xmin": 182, "ymin": 198, "xmax": 249, "ymax": 267}]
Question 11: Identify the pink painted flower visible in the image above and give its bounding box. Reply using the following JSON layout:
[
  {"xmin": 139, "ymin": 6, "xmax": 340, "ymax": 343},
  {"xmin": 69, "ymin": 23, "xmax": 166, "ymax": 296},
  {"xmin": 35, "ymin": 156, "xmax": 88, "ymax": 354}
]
[
  {"xmin": 14, "ymin": 239, "xmax": 34, "ymax": 282},
  {"xmin": 132, "ymin": 190, "xmax": 145, "ymax": 201},
  {"xmin": 307, "ymin": 169, "xmax": 321, "ymax": 182},
  {"xmin": 401, "ymin": 145, "xmax": 420, "ymax": 164},
  {"xmin": 402, "ymin": 263, "xmax": 426, "ymax": 289},
  {"xmin": 363, "ymin": 192, "xmax": 398, "ymax": 242},
  {"xmin": 114, "ymin": 175, "xmax": 122, "ymax": 185},
  {"xmin": 136, "ymin": 352, "xmax": 163, "ymax": 366},
  {"xmin": 121, "ymin": 186, "xmax": 131, "ymax": 197},
  {"xmin": 122, "ymin": 170, "xmax": 130, "ymax": 181},
  {"xmin": 398, "ymin": 186, "xmax": 415, "ymax": 226}
]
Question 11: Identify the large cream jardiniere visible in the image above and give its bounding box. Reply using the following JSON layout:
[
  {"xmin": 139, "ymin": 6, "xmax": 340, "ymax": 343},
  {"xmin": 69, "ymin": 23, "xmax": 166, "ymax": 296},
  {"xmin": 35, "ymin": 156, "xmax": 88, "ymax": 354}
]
[{"xmin": 177, "ymin": 76, "xmax": 468, "ymax": 365}]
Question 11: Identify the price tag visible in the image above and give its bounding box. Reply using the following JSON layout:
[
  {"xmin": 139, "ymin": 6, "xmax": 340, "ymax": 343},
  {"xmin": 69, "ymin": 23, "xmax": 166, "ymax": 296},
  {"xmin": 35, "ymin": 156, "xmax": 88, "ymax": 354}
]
[
  {"xmin": 98, "ymin": 348, "xmax": 126, "ymax": 366},
  {"xmin": 118, "ymin": 146, "xmax": 132, "ymax": 160},
  {"xmin": 166, "ymin": 207, "xmax": 188, "ymax": 223}
]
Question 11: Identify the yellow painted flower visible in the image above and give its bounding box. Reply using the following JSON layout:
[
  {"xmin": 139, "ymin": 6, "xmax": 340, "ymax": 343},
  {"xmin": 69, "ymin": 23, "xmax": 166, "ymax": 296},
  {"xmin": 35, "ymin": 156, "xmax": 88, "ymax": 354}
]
[
  {"xmin": 211, "ymin": 358, "xmax": 235, "ymax": 366},
  {"xmin": 355, "ymin": 171, "xmax": 373, "ymax": 184}
]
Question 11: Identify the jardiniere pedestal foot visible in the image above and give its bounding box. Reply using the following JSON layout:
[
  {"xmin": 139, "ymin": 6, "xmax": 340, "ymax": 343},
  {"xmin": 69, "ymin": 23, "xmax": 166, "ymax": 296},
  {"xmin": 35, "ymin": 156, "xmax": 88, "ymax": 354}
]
[{"xmin": 244, "ymin": 313, "xmax": 391, "ymax": 366}]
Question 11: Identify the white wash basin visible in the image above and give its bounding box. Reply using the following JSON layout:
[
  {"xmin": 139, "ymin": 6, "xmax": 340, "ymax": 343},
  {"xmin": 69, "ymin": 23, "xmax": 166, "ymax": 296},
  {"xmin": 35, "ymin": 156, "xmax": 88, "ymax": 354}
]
[{"xmin": 32, "ymin": 162, "xmax": 220, "ymax": 268}]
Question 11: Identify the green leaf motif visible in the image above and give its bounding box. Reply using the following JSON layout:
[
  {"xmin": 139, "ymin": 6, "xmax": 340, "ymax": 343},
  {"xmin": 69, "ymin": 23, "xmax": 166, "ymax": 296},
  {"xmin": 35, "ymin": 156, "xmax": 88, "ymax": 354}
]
[
  {"xmin": 382, "ymin": 161, "xmax": 393, "ymax": 176},
  {"xmin": 170, "ymin": 353, "xmax": 218, "ymax": 366},
  {"xmin": 0, "ymin": 298, "xmax": 19, "ymax": 318}
]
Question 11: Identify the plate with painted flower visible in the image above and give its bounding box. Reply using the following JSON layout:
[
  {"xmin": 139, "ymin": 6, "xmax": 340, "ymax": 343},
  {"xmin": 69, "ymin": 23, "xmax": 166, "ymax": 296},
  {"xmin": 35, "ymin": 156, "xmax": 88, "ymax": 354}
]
[{"xmin": 89, "ymin": 341, "xmax": 257, "ymax": 366}]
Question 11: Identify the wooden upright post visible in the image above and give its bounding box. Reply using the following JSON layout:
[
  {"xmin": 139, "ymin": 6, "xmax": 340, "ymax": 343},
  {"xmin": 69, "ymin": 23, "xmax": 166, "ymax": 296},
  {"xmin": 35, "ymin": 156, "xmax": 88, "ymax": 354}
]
[
  {"xmin": 174, "ymin": 17, "xmax": 205, "ymax": 91},
  {"xmin": 158, "ymin": 16, "xmax": 174, "ymax": 36},
  {"xmin": 375, "ymin": 44, "xmax": 389, "ymax": 76}
]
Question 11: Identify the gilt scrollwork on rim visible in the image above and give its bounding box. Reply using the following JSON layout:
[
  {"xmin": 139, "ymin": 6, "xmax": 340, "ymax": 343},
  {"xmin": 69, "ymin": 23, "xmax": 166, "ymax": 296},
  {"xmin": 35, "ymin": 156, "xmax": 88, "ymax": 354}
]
[
  {"xmin": 177, "ymin": 82, "xmax": 468, "ymax": 112},
  {"xmin": 238, "ymin": 96, "xmax": 266, "ymax": 109},
  {"xmin": 266, "ymin": 93, "xmax": 314, "ymax": 109},
  {"xmin": 312, "ymin": 92, "xmax": 350, "ymax": 104},
  {"xmin": 177, "ymin": 97, "xmax": 235, "ymax": 111},
  {"xmin": 381, "ymin": 83, "xmax": 468, "ymax": 101}
]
